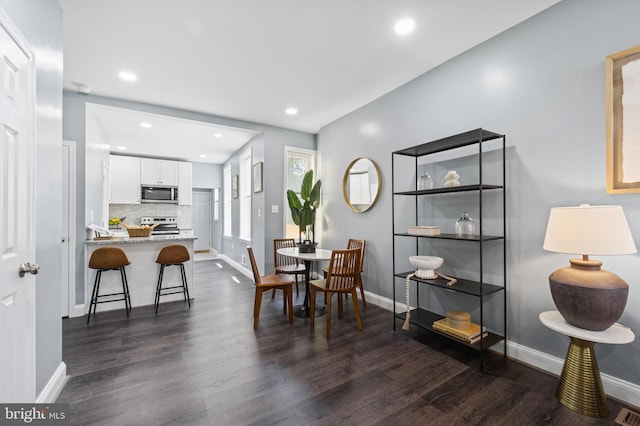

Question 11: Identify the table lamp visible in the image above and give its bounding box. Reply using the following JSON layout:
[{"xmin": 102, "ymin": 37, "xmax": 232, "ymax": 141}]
[{"xmin": 543, "ymin": 204, "xmax": 636, "ymax": 331}]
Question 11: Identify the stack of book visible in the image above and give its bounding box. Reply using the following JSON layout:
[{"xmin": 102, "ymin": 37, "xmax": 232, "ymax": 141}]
[{"xmin": 432, "ymin": 318, "xmax": 488, "ymax": 344}]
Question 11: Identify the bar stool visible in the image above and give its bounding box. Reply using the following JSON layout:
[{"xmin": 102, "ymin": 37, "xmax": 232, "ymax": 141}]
[
  {"xmin": 87, "ymin": 247, "xmax": 132, "ymax": 324},
  {"xmin": 155, "ymin": 244, "xmax": 191, "ymax": 313}
]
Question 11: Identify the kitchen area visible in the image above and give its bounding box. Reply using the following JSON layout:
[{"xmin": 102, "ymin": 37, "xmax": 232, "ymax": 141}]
[
  {"xmin": 84, "ymin": 154, "xmax": 199, "ymax": 314},
  {"xmin": 73, "ymin": 103, "xmax": 249, "ymax": 319}
]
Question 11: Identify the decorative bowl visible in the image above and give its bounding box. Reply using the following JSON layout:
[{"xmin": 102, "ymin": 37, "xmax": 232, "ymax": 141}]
[{"xmin": 409, "ymin": 256, "xmax": 443, "ymax": 279}]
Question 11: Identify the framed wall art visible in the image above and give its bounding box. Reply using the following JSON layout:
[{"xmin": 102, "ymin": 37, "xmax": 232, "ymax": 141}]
[
  {"xmin": 232, "ymin": 175, "xmax": 239, "ymax": 199},
  {"xmin": 253, "ymin": 162, "xmax": 263, "ymax": 193},
  {"xmin": 606, "ymin": 44, "xmax": 640, "ymax": 194}
]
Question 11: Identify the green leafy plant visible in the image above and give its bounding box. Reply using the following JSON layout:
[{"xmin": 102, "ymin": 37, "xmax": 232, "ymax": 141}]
[{"xmin": 287, "ymin": 170, "xmax": 321, "ymax": 243}]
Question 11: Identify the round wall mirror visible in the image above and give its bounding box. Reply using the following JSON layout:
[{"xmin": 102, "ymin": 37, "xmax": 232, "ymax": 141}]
[{"xmin": 343, "ymin": 157, "xmax": 382, "ymax": 213}]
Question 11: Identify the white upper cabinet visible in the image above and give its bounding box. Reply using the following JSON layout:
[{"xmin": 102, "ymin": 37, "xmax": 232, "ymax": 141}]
[
  {"xmin": 110, "ymin": 155, "xmax": 141, "ymax": 204},
  {"xmin": 178, "ymin": 161, "xmax": 193, "ymax": 205},
  {"xmin": 140, "ymin": 158, "xmax": 179, "ymax": 186}
]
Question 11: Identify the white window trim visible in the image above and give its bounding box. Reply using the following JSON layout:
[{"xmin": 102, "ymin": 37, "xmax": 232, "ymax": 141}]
[
  {"xmin": 223, "ymin": 163, "xmax": 232, "ymax": 238},
  {"xmin": 239, "ymin": 148, "xmax": 252, "ymax": 242},
  {"xmin": 283, "ymin": 146, "xmax": 318, "ymax": 242}
]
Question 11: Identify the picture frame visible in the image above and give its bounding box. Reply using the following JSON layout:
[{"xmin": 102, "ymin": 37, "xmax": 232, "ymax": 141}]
[
  {"xmin": 232, "ymin": 175, "xmax": 239, "ymax": 199},
  {"xmin": 253, "ymin": 162, "xmax": 263, "ymax": 193},
  {"xmin": 606, "ymin": 44, "xmax": 640, "ymax": 194}
]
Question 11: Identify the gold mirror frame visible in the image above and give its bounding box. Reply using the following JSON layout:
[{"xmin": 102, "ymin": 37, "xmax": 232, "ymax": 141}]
[{"xmin": 342, "ymin": 157, "xmax": 382, "ymax": 213}]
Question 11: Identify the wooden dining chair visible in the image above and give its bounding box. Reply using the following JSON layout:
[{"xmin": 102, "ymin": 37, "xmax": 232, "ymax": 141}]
[
  {"xmin": 273, "ymin": 238, "xmax": 305, "ymax": 297},
  {"xmin": 247, "ymin": 246, "xmax": 294, "ymax": 330},
  {"xmin": 310, "ymin": 247, "xmax": 362, "ymax": 338},
  {"xmin": 323, "ymin": 238, "xmax": 366, "ymax": 306}
]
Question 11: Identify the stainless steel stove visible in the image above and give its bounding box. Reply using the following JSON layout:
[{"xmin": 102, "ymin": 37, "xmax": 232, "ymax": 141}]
[{"xmin": 140, "ymin": 216, "xmax": 180, "ymax": 235}]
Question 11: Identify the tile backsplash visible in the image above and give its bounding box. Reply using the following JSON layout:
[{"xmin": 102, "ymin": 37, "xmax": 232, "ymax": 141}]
[{"xmin": 110, "ymin": 204, "xmax": 192, "ymax": 229}]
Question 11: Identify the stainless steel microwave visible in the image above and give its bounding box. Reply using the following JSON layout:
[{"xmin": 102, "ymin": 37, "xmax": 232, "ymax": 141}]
[{"xmin": 141, "ymin": 186, "xmax": 179, "ymax": 203}]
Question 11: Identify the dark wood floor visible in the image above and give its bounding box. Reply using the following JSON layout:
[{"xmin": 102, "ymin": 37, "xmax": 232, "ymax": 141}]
[{"xmin": 58, "ymin": 259, "xmax": 633, "ymax": 425}]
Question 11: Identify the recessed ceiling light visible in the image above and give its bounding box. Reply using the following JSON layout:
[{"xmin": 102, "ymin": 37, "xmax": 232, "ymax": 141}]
[
  {"xmin": 199, "ymin": 154, "xmax": 207, "ymax": 158},
  {"xmin": 116, "ymin": 146, "xmax": 127, "ymax": 150},
  {"xmin": 118, "ymin": 71, "xmax": 137, "ymax": 82},
  {"xmin": 140, "ymin": 122, "xmax": 152, "ymax": 128},
  {"xmin": 285, "ymin": 107, "xmax": 298, "ymax": 116},
  {"xmin": 213, "ymin": 132, "xmax": 223, "ymax": 138},
  {"xmin": 394, "ymin": 18, "xmax": 416, "ymax": 36}
]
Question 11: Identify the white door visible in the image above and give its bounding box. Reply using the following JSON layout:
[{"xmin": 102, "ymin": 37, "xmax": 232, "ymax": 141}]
[
  {"xmin": 0, "ymin": 9, "xmax": 37, "ymax": 402},
  {"xmin": 193, "ymin": 191, "xmax": 211, "ymax": 252}
]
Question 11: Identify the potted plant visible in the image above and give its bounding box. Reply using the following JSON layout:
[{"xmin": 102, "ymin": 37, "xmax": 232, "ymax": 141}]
[{"xmin": 287, "ymin": 170, "xmax": 321, "ymax": 253}]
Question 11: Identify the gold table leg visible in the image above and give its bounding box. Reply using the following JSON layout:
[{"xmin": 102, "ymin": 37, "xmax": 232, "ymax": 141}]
[{"xmin": 556, "ymin": 337, "xmax": 609, "ymax": 418}]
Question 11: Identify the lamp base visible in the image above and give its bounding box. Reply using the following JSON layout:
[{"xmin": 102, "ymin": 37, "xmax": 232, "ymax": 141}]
[{"xmin": 549, "ymin": 258, "xmax": 628, "ymax": 331}]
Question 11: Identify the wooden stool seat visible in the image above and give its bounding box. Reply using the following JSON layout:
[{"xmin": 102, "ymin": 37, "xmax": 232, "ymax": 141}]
[
  {"xmin": 87, "ymin": 247, "xmax": 132, "ymax": 324},
  {"xmin": 155, "ymin": 245, "xmax": 191, "ymax": 313}
]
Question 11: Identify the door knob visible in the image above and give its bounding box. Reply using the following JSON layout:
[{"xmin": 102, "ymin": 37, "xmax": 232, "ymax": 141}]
[{"xmin": 18, "ymin": 262, "xmax": 39, "ymax": 277}]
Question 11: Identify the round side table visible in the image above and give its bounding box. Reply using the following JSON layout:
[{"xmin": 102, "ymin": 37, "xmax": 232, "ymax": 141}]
[{"xmin": 539, "ymin": 310, "xmax": 635, "ymax": 418}]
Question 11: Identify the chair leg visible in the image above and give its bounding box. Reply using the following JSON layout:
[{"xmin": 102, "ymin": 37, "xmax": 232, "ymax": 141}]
[
  {"xmin": 351, "ymin": 289, "xmax": 363, "ymax": 330},
  {"xmin": 121, "ymin": 267, "xmax": 132, "ymax": 314},
  {"xmin": 337, "ymin": 292, "xmax": 343, "ymax": 319},
  {"xmin": 87, "ymin": 270, "xmax": 101, "ymax": 324},
  {"xmin": 282, "ymin": 287, "xmax": 287, "ymax": 314},
  {"xmin": 359, "ymin": 273, "xmax": 366, "ymax": 306},
  {"xmin": 180, "ymin": 263, "xmax": 191, "ymax": 307},
  {"xmin": 155, "ymin": 264, "xmax": 165, "ymax": 314},
  {"xmin": 272, "ymin": 288, "xmax": 276, "ymax": 299},
  {"xmin": 253, "ymin": 287, "xmax": 263, "ymax": 330},
  {"xmin": 287, "ymin": 287, "xmax": 293, "ymax": 324},
  {"xmin": 326, "ymin": 292, "xmax": 332, "ymax": 339},
  {"xmin": 120, "ymin": 267, "xmax": 130, "ymax": 317},
  {"xmin": 295, "ymin": 275, "xmax": 299, "ymax": 296},
  {"xmin": 309, "ymin": 286, "xmax": 317, "ymax": 325}
]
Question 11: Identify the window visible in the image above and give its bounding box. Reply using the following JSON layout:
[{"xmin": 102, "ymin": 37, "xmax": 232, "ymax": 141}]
[
  {"xmin": 239, "ymin": 148, "xmax": 252, "ymax": 241},
  {"xmin": 213, "ymin": 188, "xmax": 220, "ymax": 221},
  {"xmin": 284, "ymin": 147, "xmax": 316, "ymax": 240},
  {"xmin": 223, "ymin": 164, "xmax": 231, "ymax": 237}
]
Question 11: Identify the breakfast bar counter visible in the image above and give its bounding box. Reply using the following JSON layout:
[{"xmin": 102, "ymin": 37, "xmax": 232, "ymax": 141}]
[{"xmin": 84, "ymin": 233, "xmax": 197, "ymax": 314}]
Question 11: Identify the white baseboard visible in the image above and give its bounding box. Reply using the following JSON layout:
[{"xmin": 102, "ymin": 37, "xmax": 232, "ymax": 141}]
[
  {"xmin": 36, "ymin": 362, "xmax": 67, "ymax": 403},
  {"xmin": 367, "ymin": 292, "xmax": 640, "ymax": 407},
  {"xmin": 67, "ymin": 303, "xmax": 85, "ymax": 318},
  {"xmin": 219, "ymin": 255, "xmax": 252, "ymax": 280}
]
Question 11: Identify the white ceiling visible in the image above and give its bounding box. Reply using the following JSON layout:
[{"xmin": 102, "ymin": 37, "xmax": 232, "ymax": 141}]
[{"xmin": 61, "ymin": 0, "xmax": 561, "ymax": 164}]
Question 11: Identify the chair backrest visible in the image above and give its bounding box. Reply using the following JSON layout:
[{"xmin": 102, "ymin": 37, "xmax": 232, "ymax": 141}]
[
  {"xmin": 247, "ymin": 246, "xmax": 261, "ymax": 285},
  {"xmin": 347, "ymin": 239, "xmax": 366, "ymax": 272},
  {"xmin": 274, "ymin": 238, "xmax": 298, "ymax": 267},
  {"xmin": 325, "ymin": 248, "xmax": 360, "ymax": 291}
]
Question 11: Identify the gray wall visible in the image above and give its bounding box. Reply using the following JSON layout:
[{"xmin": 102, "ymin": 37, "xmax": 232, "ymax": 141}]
[
  {"xmin": 0, "ymin": 0, "xmax": 64, "ymax": 396},
  {"xmin": 318, "ymin": 0, "xmax": 640, "ymax": 385},
  {"xmin": 63, "ymin": 92, "xmax": 315, "ymax": 297}
]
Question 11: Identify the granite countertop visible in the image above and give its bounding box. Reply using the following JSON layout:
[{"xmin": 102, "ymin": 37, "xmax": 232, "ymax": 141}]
[{"xmin": 85, "ymin": 233, "xmax": 197, "ymax": 245}]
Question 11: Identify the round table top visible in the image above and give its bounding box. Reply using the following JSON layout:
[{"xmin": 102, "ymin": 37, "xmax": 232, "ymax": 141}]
[
  {"xmin": 277, "ymin": 247, "xmax": 333, "ymax": 261},
  {"xmin": 539, "ymin": 310, "xmax": 635, "ymax": 344}
]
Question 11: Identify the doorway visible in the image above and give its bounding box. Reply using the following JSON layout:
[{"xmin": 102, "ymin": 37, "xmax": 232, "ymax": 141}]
[{"xmin": 193, "ymin": 190, "xmax": 212, "ymax": 252}]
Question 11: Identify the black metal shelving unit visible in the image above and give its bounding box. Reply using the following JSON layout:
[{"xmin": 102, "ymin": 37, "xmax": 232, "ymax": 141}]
[{"xmin": 392, "ymin": 128, "xmax": 507, "ymax": 369}]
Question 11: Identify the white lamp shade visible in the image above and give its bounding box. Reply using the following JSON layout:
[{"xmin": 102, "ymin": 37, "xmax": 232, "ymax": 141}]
[{"xmin": 543, "ymin": 204, "xmax": 637, "ymax": 255}]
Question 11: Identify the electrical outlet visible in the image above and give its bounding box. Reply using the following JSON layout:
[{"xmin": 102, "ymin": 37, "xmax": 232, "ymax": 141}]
[{"xmin": 241, "ymin": 254, "xmax": 246, "ymax": 265}]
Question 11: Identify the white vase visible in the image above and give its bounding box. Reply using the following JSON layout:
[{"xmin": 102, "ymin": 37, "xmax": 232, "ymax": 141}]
[{"xmin": 444, "ymin": 170, "xmax": 460, "ymax": 187}]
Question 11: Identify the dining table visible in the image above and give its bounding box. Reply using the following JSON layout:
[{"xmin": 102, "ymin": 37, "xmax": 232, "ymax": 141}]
[{"xmin": 276, "ymin": 247, "xmax": 333, "ymax": 318}]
